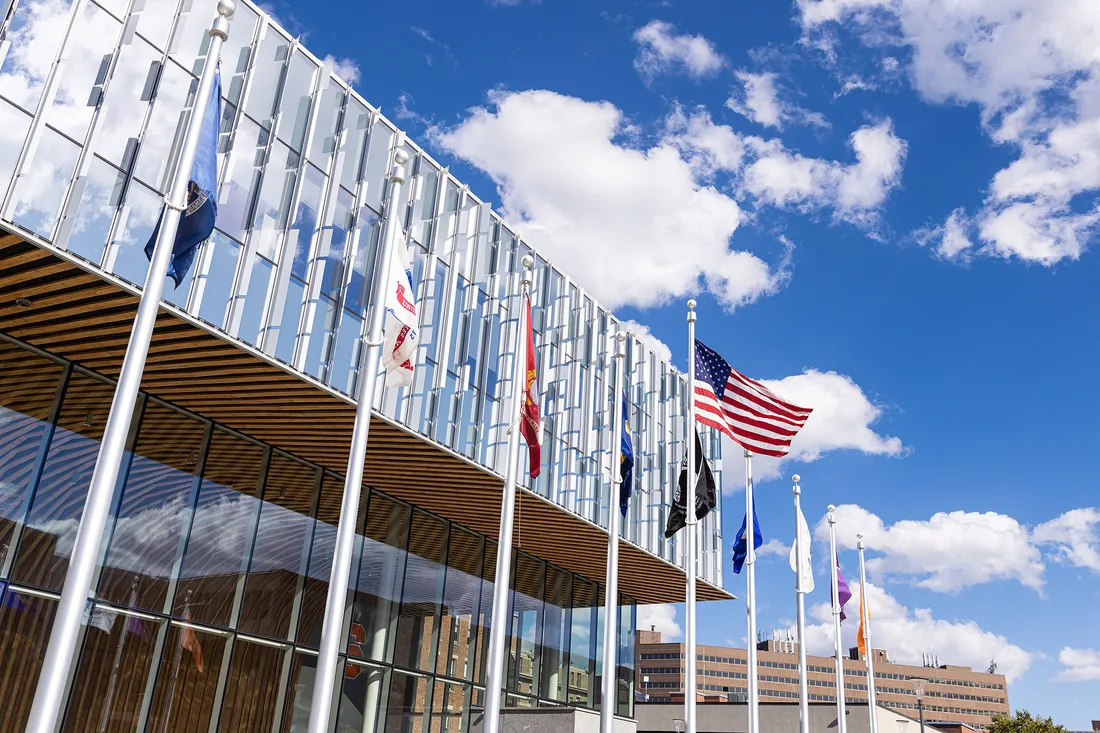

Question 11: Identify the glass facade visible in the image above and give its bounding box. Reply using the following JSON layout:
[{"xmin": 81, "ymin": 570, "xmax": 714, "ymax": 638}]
[{"xmin": 0, "ymin": 334, "xmax": 638, "ymax": 731}]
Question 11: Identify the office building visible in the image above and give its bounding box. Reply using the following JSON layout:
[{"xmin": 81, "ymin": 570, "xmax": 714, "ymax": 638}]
[
  {"xmin": 0, "ymin": 0, "xmax": 729, "ymax": 729},
  {"xmin": 636, "ymin": 631, "xmax": 1010, "ymax": 730}
]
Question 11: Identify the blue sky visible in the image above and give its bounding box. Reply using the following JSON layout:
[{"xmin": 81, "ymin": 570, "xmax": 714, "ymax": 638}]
[{"xmin": 269, "ymin": 0, "xmax": 1100, "ymax": 724}]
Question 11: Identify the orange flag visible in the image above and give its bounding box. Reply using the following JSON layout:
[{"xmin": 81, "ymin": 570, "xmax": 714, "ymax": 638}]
[
  {"xmin": 857, "ymin": 590, "xmax": 870, "ymax": 657},
  {"xmin": 518, "ymin": 294, "xmax": 541, "ymax": 477},
  {"xmin": 181, "ymin": 606, "xmax": 205, "ymax": 674}
]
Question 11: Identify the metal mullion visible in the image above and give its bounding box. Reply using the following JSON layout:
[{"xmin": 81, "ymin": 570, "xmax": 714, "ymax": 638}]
[
  {"xmin": 422, "ymin": 519, "xmax": 450, "ymax": 677},
  {"xmin": 205, "ymin": 632, "xmax": 236, "ymax": 733},
  {"xmin": 161, "ymin": 420, "xmax": 214, "ymax": 616},
  {"xmin": 268, "ymin": 643, "xmax": 296, "ymax": 733},
  {"xmin": 283, "ymin": 465, "xmax": 324, "ymax": 645},
  {"xmin": 431, "ymin": 185, "xmax": 466, "ymax": 392},
  {"xmin": 226, "ymin": 444, "xmax": 272, "ymax": 630}
]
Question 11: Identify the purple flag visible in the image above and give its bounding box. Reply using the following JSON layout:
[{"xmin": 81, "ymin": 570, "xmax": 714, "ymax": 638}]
[{"xmin": 836, "ymin": 558, "xmax": 853, "ymax": 621}]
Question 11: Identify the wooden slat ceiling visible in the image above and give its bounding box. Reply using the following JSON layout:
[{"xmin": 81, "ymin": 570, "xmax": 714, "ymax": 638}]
[{"xmin": 0, "ymin": 232, "xmax": 732, "ymax": 604}]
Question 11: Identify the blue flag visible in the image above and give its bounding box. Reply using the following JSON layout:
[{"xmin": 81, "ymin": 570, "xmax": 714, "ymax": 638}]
[
  {"xmin": 731, "ymin": 504, "xmax": 763, "ymax": 574},
  {"xmin": 144, "ymin": 67, "xmax": 222, "ymax": 288},
  {"xmin": 619, "ymin": 393, "xmax": 634, "ymax": 517}
]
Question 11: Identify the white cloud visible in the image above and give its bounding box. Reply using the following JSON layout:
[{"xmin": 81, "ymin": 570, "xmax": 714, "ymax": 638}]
[
  {"xmin": 433, "ymin": 90, "xmax": 787, "ymax": 310},
  {"xmin": 321, "ymin": 55, "xmax": 361, "ymax": 85},
  {"xmin": 1053, "ymin": 647, "xmax": 1100, "ymax": 682},
  {"xmin": 632, "ymin": 21, "xmax": 725, "ymax": 82},
  {"xmin": 620, "ymin": 320, "xmax": 673, "ymax": 365},
  {"xmin": 744, "ymin": 369, "xmax": 905, "ymax": 483},
  {"xmin": 920, "ymin": 208, "xmax": 974, "ymax": 261},
  {"xmin": 1033, "ymin": 508, "xmax": 1100, "ymax": 573},
  {"xmin": 757, "ymin": 538, "xmax": 790, "ymax": 557},
  {"xmin": 637, "ymin": 603, "xmax": 683, "ymax": 641},
  {"xmin": 799, "ymin": 583, "xmax": 1034, "ymax": 682},
  {"xmin": 798, "ymin": 0, "xmax": 1100, "ymax": 264},
  {"xmin": 726, "ymin": 70, "xmax": 829, "ymax": 129}
]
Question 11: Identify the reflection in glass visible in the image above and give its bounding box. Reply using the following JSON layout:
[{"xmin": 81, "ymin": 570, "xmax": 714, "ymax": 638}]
[
  {"xmin": 568, "ymin": 579, "xmax": 597, "ymax": 706},
  {"xmin": 0, "ymin": 588, "xmax": 58, "ymax": 730},
  {"xmin": 296, "ymin": 474, "xmax": 349, "ymax": 648},
  {"xmin": 0, "ymin": 99, "xmax": 32, "ymax": 202},
  {"xmin": 215, "ymin": 116, "xmax": 265, "ymax": 243},
  {"xmin": 541, "ymin": 566, "xmax": 572, "ymax": 702},
  {"xmin": 327, "ymin": 309, "xmax": 363, "ymax": 396},
  {"xmin": 508, "ymin": 552, "xmax": 544, "ymax": 697},
  {"xmin": 46, "ymin": 1, "xmax": 119, "ymax": 140},
  {"xmin": 110, "ymin": 180, "xmax": 163, "ymax": 288},
  {"xmin": 218, "ymin": 639, "xmax": 288, "ymax": 732},
  {"xmin": 288, "ymin": 163, "xmax": 325, "ymax": 280},
  {"xmin": 349, "ymin": 493, "xmax": 409, "ymax": 665},
  {"xmin": 308, "ymin": 81, "xmax": 343, "ymax": 169},
  {"xmin": 269, "ymin": 276, "xmax": 305, "ymax": 364},
  {"xmin": 132, "ymin": 60, "xmax": 194, "ymax": 193},
  {"xmin": 235, "ymin": 255, "xmax": 274, "ymax": 347},
  {"xmin": 11, "ymin": 371, "xmax": 115, "ymax": 590},
  {"xmin": 0, "ymin": 0, "xmax": 72, "ymax": 114},
  {"xmin": 251, "ymin": 141, "xmax": 298, "ymax": 260},
  {"xmin": 436, "ymin": 528, "xmax": 483, "ymax": 683},
  {"xmin": 383, "ymin": 671, "xmax": 432, "ymax": 733},
  {"xmin": 359, "ymin": 122, "xmax": 394, "ymax": 214},
  {"xmin": 64, "ymin": 156, "xmax": 126, "ymax": 267},
  {"xmin": 196, "ymin": 232, "xmax": 242, "ymax": 329},
  {"xmin": 392, "ymin": 511, "xmax": 446, "ymax": 673},
  {"xmin": 86, "ymin": 37, "xmax": 159, "ymax": 171},
  {"xmin": 0, "ymin": 342, "xmax": 64, "ymax": 572},
  {"xmin": 316, "ymin": 186, "xmax": 354, "ymax": 299},
  {"xmin": 301, "ymin": 295, "xmax": 337, "ymax": 381},
  {"xmin": 339, "ymin": 100, "xmax": 370, "ymax": 191},
  {"xmin": 9, "ymin": 127, "xmax": 80, "ymax": 239},
  {"xmin": 132, "ymin": 0, "xmax": 180, "ymax": 51},
  {"xmin": 407, "ymin": 160, "xmax": 438, "ymax": 247},
  {"xmin": 145, "ymin": 621, "xmax": 227, "ymax": 733},
  {"xmin": 244, "ymin": 30, "xmax": 289, "ymax": 129},
  {"xmin": 277, "ymin": 52, "xmax": 317, "ymax": 152}
]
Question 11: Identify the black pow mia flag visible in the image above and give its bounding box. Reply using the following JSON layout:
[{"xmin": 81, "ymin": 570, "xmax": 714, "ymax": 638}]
[{"xmin": 664, "ymin": 428, "xmax": 718, "ymax": 538}]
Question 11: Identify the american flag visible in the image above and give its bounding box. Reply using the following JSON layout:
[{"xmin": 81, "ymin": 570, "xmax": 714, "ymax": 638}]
[{"xmin": 693, "ymin": 339, "xmax": 812, "ymax": 458}]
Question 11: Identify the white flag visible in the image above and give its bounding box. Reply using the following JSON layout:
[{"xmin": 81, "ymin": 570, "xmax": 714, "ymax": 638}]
[
  {"xmin": 85, "ymin": 606, "xmax": 116, "ymax": 634},
  {"xmin": 381, "ymin": 242, "xmax": 419, "ymax": 387},
  {"xmin": 789, "ymin": 506, "xmax": 815, "ymax": 593}
]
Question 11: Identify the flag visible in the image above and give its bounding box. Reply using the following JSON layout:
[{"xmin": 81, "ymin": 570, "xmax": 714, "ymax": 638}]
[
  {"xmin": 836, "ymin": 558, "xmax": 852, "ymax": 621},
  {"xmin": 181, "ymin": 605, "xmax": 205, "ymax": 674},
  {"xmin": 857, "ymin": 591, "xmax": 870, "ymax": 657},
  {"xmin": 519, "ymin": 294, "xmax": 541, "ymax": 477},
  {"xmin": 731, "ymin": 505, "xmax": 762, "ymax": 574},
  {"xmin": 664, "ymin": 429, "xmax": 717, "ymax": 538},
  {"xmin": 144, "ymin": 67, "xmax": 222, "ymax": 288},
  {"xmin": 693, "ymin": 340, "xmax": 812, "ymax": 458},
  {"xmin": 789, "ymin": 505, "xmax": 814, "ymax": 592},
  {"xmin": 381, "ymin": 242, "xmax": 419, "ymax": 387},
  {"xmin": 86, "ymin": 605, "xmax": 117, "ymax": 634},
  {"xmin": 619, "ymin": 392, "xmax": 634, "ymax": 517}
]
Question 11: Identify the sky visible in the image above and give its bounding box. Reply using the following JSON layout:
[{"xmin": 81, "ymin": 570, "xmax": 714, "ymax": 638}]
[{"xmin": 268, "ymin": 0, "xmax": 1100, "ymax": 725}]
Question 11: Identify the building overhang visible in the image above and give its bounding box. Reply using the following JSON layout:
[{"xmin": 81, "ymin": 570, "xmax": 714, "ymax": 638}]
[{"xmin": 0, "ymin": 230, "xmax": 733, "ymax": 605}]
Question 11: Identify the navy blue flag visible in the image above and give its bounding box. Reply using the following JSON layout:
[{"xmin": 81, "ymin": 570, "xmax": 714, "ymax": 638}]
[
  {"xmin": 731, "ymin": 504, "xmax": 763, "ymax": 574},
  {"xmin": 619, "ymin": 393, "xmax": 634, "ymax": 517},
  {"xmin": 144, "ymin": 67, "xmax": 222, "ymax": 288}
]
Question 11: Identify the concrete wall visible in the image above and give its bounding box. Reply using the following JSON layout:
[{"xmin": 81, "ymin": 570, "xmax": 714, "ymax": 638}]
[
  {"xmin": 635, "ymin": 702, "xmax": 924, "ymax": 733},
  {"xmin": 470, "ymin": 707, "xmax": 638, "ymax": 733}
]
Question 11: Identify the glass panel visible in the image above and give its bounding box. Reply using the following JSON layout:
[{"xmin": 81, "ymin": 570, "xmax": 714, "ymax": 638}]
[
  {"xmin": 238, "ymin": 452, "xmax": 316, "ymax": 640},
  {"xmin": 132, "ymin": 0, "xmax": 181, "ymax": 51},
  {"xmin": 243, "ymin": 28, "xmax": 289, "ymax": 129},
  {"xmin": 540, "ymin": 567, "xmax": 571, "ymax": 702},
  {"xmin": 251, "ymin": 141, "xmax": 298, "ymax": 260},
  {"xmin": 171, "ymin": 0, "xmax": 258, "ymax": 84},
  {"xmin": 568, "ymin": 578, "xmax": 597, "ymax": 706},
  {"xmin": 196, "ymin": 231, "xmax": 242, "ymax": 329},
  {"xmin": 327, "ymin": 309, "xmax": 363, "ymax": 396},
  {"xmin": 436, "ymin": 528, "xmax": 482, "ymax": 682},
  {"xmin": 0, "ymin": 588, "xmax": 58, "ymax": 730},
  {"xmin": 173, "ymin": 428, "xmax": 265, "ymax": 628},
  {"xmin": 308, "ymin": 81, "xmax": 342, "ymax": 169},
  {"xmin": 145, "ymin": 623, "xmax": 229, "ymax": 732},
  {"xmin": 46, "ymin": 1, "xmax": 120, "ymax": 140},
  {"xmin": 317, "ymin": 186, "xmax": 354, "ymax": 299},
  {"xmin": 0, "ymin": 99, "xmax": 32, "ymax": 202},
  {"xmin": 215, "ymin": 115, "xmax": 265, "ymax": 244},
  {"xmin": 217, "ymin": 639, "xmax": 287, "ymax": 732},
  {"xmin": 235, "ymin": 255, "xmax": 274, "ymax": 347},
  {"xmin": 62, "ymin": 607, "xmax": 163, "ymax": 733},
  {"xmin": 431, "ymin": 681, "xmax": 470, "ymax": 733},
  {"xmin": 360, "ymin": 122, "xmax": 393, "ymax": 214},
  {"xmin": 617, "ymin": 598, "xmax": 636, "ymax": 717},
  {"xmin": 392, "ymin": 511, "xmax": 445, "ymax": 673},
  {"xmin": 508, "ymin": 553, "xmax": 543, "ymax": 697},
  {"xmin": 407, "ymin": 159, "xmax": 438, "ymax": 247},
  {"xmin": 10, "ymin": 370, "xmax": 115, "ymax": 590},
  {"xmin": 0, "ymin": 342, "xmax": 64, "ymax": 572},
  {"xmin": 473, "ymin": 540, "xmax": 497, "ymax": 685},
  {"xmin": 288, "ymin": 163, "xmax": 325, "ymax": 280},
  {"xmin": 339, "ymin": 99, "xmax": 369, "ymax": 191},
  {"xmin": 133, "ymin": 60, "xmax": 194, "ymax": 193},
  {"xmin": 295, "ymin": 473, "xmax": 346, "ymax": 648},
  {"xmin": 97, "ymin": 401, "xmax": 206, "ymax": 614},
  {"xmin": 65, "ymin": 156, "xmax": 125, "ymax": 267},
  {"xmin": 276, "ymin": 51, "xmax": 317, "ymax": 152},
  {"xmin": 349, "ymin": 492, "xmax": 409, "ymax": 664},
  {"xmin": 383, "ymin": 671, "xmax": 431, "ymax": 733},
  {"xmin": 92, "ymin": 38, "xmax": 159, "ymax": 171},
  {"xmin": 9, "ymin": 127, "xmax": 80, "ymax": 239},
  {"xmin": 334, "ymin": 659, "xmax": 390, "ymax": 733},
  {"xmin": 0, "ymin": 0, "xmax": 73, "ymax": 113},
  {"xmin": 343, "ymin": 216, "xmax": 379, "ymax": 317},
  {"xmin": 110, "ymin": 179, "xmax": 162, "ymax": 287},
  {"xmin": 301, "ymin": 295, "xmax": 337, "ymax": 381},
  {"xmin": 270, "ymin": 276, "xmax": 305, "ymax": 364}
]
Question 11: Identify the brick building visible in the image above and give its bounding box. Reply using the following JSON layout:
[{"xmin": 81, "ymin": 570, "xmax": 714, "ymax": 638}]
[{"xmin": 636, "ymin": 630, "xmax": 1009, "ymax": 730}]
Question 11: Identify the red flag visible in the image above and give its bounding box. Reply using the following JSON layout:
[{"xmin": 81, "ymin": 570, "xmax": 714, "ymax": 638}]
[
  {"xmin": 181, "ymin": 606, "xmax": 205, "ymax": 674},
  {"xmin": 519, "ymin": 294, "xmax": 541, "ymax": 477}
]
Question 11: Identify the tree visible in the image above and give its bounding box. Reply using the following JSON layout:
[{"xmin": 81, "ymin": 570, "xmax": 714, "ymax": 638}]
[{"xmin": 989, "ymin": 711, "xmax": 1067, "ymax": 733}]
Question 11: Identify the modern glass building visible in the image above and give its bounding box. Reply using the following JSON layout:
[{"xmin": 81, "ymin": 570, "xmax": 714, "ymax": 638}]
[{"xmin": 0, "ymin": 0, "xmax": 730, "ymax": 730}]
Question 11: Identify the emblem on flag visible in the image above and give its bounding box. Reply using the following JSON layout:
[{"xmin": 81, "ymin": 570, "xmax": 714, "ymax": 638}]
[
  {"xmin": 382, "ymin": 242, "xmax": 420, "ymax": 387},
  {"xmin": 519, "ymin": 294, "xmax": 541, "ymax": 477}
]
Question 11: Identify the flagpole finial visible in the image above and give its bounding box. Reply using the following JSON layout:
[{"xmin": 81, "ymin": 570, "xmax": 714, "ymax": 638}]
[
  {"xmin": 856, "ymin": 532, "xmax": 865, "ymax": 550},
  {"xmin": 521, "ymin": 254, "xmax": 534, "ymax": 269},
  {"xmin": 792, "ymin": 474, "xmax": 800, "ymax": 484},
  {"xmin": 217, "ymin": 0, "xmax": 236, "ymax": 18},
  {"xmin": 615, "ymin": 330, "xmax": 627, "ymax": 359},
  {"xmin": 828, "ymin": 504, "xmax": 836, "ymax": 513},
  {"xmin": 687, "ymin": 299, "xmax": 696, "ymax": 310}
]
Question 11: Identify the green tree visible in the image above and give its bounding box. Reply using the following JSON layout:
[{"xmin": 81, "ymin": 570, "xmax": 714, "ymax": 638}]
[{"xmin": 989, "ymin": 711, "xmax": 1067, "ymax": 733}]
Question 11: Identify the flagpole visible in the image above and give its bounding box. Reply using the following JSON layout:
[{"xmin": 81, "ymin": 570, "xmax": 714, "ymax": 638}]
[
  {"xmin": 24, "ymin": 5, "xmax": 235, "ymax": 731},
  {"xmin": 97, "ymin": 576, "xmax": 140, "ymax": 733},
  {"xmin": 828, "ymin": 507, "xmax": 847, "ymax": 733},
  {"xmin": 857, "ymin": 534, "xmax": 879, "ymax": 733},
  {"xmin": 792, "ymin": 475, "xmax": 810, "ymax": 733},
  {"xmin": 745, "ymin": 450, "xmax": 760, "ymax": 733},
  {"xmin": 685, "ymin": 299, "xmax": 698, "ymax": 733},
  {"xmin": 306, "ymin": 142, "xmax": 410, "ymax": 732},
  {"xmin": 483, "ymin": 254, "xmax": 535, "ymax": 733},
  {"xmin": 599, "ymin": 330, "xmax": 627, "ymax": 733}
]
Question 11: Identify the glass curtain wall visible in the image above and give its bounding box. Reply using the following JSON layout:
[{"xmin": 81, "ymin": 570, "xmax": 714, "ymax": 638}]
[{"xmin": 0, "ymin": 335, "xmax": 637, "ymax": 732}]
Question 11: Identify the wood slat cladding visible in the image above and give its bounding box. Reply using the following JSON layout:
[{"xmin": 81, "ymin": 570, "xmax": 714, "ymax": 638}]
[{"xmin": 0, "ymin": 232, "xmax": 732, "ymax": 604}]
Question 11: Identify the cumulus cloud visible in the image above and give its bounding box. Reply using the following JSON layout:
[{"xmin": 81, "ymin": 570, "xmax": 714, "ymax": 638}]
[
  {"xmin": 727, "ymin": 70, "xmax": 829, "ymax": 129},
  {"xmin": 321, "ymin": 55, "xmax": 361, "ymax": 85},
  {"xmin": 1033, "ymin": 508, "xmax": 1100, "ymax": 573},
  {"xmin": 1053, "ymin": 647, "xmax": 1100, "ymax": 682},
  {"xmin": 633, "ymin": 21, "xmax": 725, "ymax": 83},
  {"xmin": 918, "ymin": 208, "xmax": 974, "ymax": 261},
  {"xmin": 637, "ymin": 603, "xmax": 683, "ymax": 641},
  {"xmin": 433, "ymin": 90, "xmax": 788, "ymax": 310},
  {"xmin": 620, "ymin": 320, "xmax": 673, "ymax": 365},
  {"xmin": 797, "ymin": 0, "xmax": 1100, "ymax": 264},
  {"xmin": 799, "ymin": 583, "xmax": 1034, "ymax": 682}
]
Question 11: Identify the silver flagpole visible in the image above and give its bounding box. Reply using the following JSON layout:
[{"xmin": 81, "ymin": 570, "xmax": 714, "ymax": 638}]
[
  {"xmin": 792, "ymin": 475, "xmax": 810, "ymax": 733},
  {"xmin": 828, "ymin": 507, "xmax": 847, "ymax": 733},
  {"xmin": 745, "ymin": 450, "xmax": 760, "ymax": 733},
  {"xmin": 24, "ymin": 5, "xmax": 235, "ymax": 731},
  {"xmin": 483, "ymin": 254, "xmax": 535, "ymax": 733},
  {"xmin": 599, "ymin": 330, "xmax": 627, "ymax": 733},
  {"xmin": 857, "ymin": 534, "xmax": 880, "ymax": 733},
  {"xmin": 685, "ymin": 299, "xmax": 698, "ymax": 733},
  {"xmin": 306, "ymin": 142, "xmax": 410, "ymax": 732}
]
